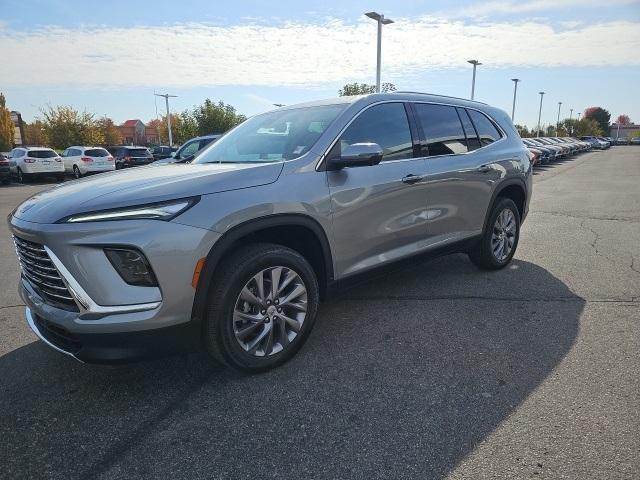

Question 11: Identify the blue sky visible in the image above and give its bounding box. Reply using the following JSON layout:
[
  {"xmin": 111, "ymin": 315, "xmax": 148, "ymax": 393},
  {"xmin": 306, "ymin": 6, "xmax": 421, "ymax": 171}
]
[{"xmin": 2, "ymin": 0, "xmax": 639, "ymax": 129}]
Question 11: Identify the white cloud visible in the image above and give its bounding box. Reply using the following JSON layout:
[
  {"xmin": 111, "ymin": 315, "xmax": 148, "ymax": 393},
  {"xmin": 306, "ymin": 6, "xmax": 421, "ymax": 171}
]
[
  {"xmin": 452, "ymin": 0, "xmax": 639, "ymax": 17},
  {"xmin": 1, "ymin": 17, "xmax": 639, "ymax": 89}
]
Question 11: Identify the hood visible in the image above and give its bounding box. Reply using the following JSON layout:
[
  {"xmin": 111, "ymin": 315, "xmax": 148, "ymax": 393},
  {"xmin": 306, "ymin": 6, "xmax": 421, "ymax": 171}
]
[{"xmin": 12, "ymin": 162, "xmax": 283, "ymax": 224}]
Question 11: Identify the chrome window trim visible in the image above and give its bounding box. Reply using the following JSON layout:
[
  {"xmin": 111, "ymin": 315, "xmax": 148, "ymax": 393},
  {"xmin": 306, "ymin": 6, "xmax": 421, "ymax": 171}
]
[
  {"xmin": 44, "ymin": 246, "xmax": 161, "ymax": 316},
  {"xmin": 316, "ymin": 99, "xmax": 508, "ymax": 171},
  {"xmin": 26, "ymin": 307, "xmax": 84, "ymax": 363}
]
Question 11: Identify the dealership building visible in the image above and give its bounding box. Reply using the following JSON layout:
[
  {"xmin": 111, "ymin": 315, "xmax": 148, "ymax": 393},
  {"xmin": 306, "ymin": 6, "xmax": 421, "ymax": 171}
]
[
  {"xmin": 10, "ymin": 111, "xmax": 25, "ymax": 146},
  {"xmin": 610, "ymin": 123, "xmax": 640, "ymax": 139}
]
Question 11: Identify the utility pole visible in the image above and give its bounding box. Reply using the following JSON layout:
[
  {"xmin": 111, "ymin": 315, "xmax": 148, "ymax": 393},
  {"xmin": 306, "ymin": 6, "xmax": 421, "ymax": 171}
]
[
  {"xmin": 556, "ymin": 101, "xmax": 562, "ymax": 136},
  {"xmin": 537, "ymin": 92, "xmax": 545, "ymax": 137},
  {"xmin": 468, "ymin": 60, "xmax": 482, "ymax": 100},
  {"xmin": 154, "ymin": 93, "xmax": 177, "ymax": 146},
  {"xmin": 511, "ymin": 78, "xmax": 520, "ymax": 122},
  {"xmin": 365, "ymin": 12, "xmax": 394, "ymax": 93}
]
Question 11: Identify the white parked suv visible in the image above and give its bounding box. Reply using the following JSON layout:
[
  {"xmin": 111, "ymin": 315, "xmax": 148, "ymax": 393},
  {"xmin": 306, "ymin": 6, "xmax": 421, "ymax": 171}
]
[
  {"xmin": 10, "ymin": 147, "xmax": 65, "ymax": 183},
  {"xmin": 62, "ymin": 146, "xmax": 115, "ymax": 178}
]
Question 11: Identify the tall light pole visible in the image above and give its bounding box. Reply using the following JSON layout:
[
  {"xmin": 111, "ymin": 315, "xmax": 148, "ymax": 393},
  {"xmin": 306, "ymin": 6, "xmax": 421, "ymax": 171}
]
[
  {"xmin": 510, "ymin": 78, "xmax": 520, "ymax": 121},
  {"xmin": 468, "ymin": 60, "xmax": 482, "ymax": 100},
  {"xmin": 154, "ymin": 93, "xmax": 177, "ymax": 146},
  {"xmin": 536, "ymin": 91, "xmax": 545, "ymax": 137},
  {"xmin": 556, "ymin": 101, "xmax": 562, "ymax": 136},
  {"xmin": 569, "ymin": 108, "xmax": 574, "ymax": 135},
  {"xmin": 365, "ymin": 12, "xmax": 394, "ymax": 93}
]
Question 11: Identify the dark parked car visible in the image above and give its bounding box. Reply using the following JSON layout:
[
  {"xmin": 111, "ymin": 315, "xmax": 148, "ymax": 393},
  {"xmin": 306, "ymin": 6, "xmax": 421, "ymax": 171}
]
[
  {"xmin": 150, "ymin": 146, "xmax": 177, "ymax": 161},
  {"xmin": 0, "ymin": 152, "xmax": 11, "ymax": 184},
  {"xmin": 108, "ymin": 146, "xmax": 154, "ymax": 169},
  {"xmin": 152, "ymin": 134, "xmax": 222, "ymax": 165}
]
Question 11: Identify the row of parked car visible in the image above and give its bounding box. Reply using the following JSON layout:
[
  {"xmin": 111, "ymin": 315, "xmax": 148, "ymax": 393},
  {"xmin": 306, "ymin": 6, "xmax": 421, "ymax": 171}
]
[
  {"xmin": 0, "ymin": 134, "xmax": 222, "ymax": 184},
  {"xmin": 521, "ymin": 135, "xmax": 617, "ymax": 166}
]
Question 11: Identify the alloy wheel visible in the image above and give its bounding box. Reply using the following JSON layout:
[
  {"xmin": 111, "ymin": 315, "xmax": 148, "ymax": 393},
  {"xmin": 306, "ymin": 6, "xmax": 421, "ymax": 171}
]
[
  {"xmin": 491, "ymin": 209, "xmax": 516, "ymax": 262},
  {"xmin": 233, "ymin": 266, "xmax": 308, "ymax": 357}
]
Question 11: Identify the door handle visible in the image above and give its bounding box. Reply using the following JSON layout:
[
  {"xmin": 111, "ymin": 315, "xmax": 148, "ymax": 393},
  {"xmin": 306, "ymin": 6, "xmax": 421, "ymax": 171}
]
[
  {"xmin": 477, "ymin": 164, "xmax": 493, "ymax": 173},
  {"xmin": 401, "ymin": 174, "xmax": 423, "ymax": 185}
]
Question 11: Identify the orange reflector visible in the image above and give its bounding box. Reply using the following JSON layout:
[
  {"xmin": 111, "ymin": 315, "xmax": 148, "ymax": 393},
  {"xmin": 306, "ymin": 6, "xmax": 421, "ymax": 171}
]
[{"xmin": 191, "ymin": 257, "xmax": 206, "ymax": 289}]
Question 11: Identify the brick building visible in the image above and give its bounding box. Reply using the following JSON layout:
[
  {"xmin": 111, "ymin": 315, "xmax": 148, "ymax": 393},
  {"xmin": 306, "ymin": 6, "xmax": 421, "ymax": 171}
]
[{"xmin": 118, "ymin": 120, "xmax": 158, "ymax": 145}]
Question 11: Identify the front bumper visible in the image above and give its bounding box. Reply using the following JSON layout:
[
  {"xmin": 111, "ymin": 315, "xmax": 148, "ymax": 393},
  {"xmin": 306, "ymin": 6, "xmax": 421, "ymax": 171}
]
[
  {"xmin": 26, "ymin": 306, "xmax": 199, "ymax": 363},
  {"xmin": 10, "ymin": 214, "xmax": 220, "ymax": 363}
]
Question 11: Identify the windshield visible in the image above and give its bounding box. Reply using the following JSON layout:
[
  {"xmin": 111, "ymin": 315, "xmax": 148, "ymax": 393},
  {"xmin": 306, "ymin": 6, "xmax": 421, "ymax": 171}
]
[
  {"xmin": 28, "ymin": 150, "xmax": 58, "ymax": 158},
  {"xmin": 194, "ymin": 104, "xmax": 347, "ymax": 164}
]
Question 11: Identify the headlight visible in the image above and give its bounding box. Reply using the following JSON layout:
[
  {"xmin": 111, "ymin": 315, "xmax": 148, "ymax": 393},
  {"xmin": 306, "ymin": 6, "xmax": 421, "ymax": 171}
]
[{"xmin": 58, "ymin": 197, "xmax": 199, "ymax": 223}]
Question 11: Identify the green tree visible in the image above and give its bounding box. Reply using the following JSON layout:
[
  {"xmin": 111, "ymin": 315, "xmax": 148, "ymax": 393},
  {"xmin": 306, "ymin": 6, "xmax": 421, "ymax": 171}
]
[
  {"xmin": 0, "ymin": 93, "xmax": 15, "ymax": 151},
  {"xmin": 24, "ymin": 120, "xmax": 49, "ymax": 146},
  {"xmin": 515, "ymin": 124, "xmax": 531, "ymax": 138},
  {"xmin": 574, "ymin": 118, "xmax": 603, "ymax": 137},
  {"xmin": 192, "ymin": 99, "xmax": 246, "ymax": 136},
  {"xmin": 40, "ymin": 105, "xmax": 103, "ymax": 149},
  {"xmin": 583, "ymin": 107, "xmax": 611, "ymax": 135},
  {"xmin": 158, "ymin": 111, "xmax": 199, "ymax": 145},
  {"xmin": 338, "ymin": 82, "xmax": 396, "ymax": 96},
  {"xmin": 96, "ymin": 116, "xmax": 120, "ymax": 145}
]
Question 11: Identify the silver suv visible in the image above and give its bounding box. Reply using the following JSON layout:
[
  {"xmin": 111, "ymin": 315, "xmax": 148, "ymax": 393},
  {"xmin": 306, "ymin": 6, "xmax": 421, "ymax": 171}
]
[{"xmin": 9, "ymin": 92, "xmax": 532, "ymax": 371}]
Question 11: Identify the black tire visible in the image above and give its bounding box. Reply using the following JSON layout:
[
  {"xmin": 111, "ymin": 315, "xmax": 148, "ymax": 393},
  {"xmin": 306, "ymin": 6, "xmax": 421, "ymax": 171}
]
[
  {"xmin": 468, "ymin": 197, "xmax": 520, "ymax": 270},
  {"xmin": 203, "ymin": 243, "xmax": 320, "ymax": 372},
  {"xmin": 73, "ymin": 165, "xmax": 82, "ymax": 179},
  {"xmin": 17, "ymin": 168, "xmax": 28, "ymax": 184},
  {"xmin": 1, "ymin": 177, "xmax": 9, "ymax": 185}
]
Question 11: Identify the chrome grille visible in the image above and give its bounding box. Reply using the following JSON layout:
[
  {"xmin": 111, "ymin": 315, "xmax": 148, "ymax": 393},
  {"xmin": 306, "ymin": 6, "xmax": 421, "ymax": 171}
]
[{"xmin": 13, "ymin": 236, "xmax": 78, "ymax": 311}]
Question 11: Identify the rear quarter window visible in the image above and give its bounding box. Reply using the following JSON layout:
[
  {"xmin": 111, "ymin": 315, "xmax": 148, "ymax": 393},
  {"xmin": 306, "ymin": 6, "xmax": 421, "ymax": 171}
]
[{"xmin": 468, "ymin": 110, "xmax": 503, "ymax": 146}]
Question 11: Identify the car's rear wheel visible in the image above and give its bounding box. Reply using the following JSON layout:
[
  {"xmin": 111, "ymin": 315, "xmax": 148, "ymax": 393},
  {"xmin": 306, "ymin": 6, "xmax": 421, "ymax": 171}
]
[
  {"xmin": 73, "ymin": 165, "xmax": 82, "ymax": 179},
  {"xmin": 468, "ymin": 197, "xmax": 520, "ymax": 270},
  {"xmin": 17, "ymin": 168, "xmax": 29, "ymax": 184},
  {"xmin": 203, "ymin": 243, "xmax": 319, "ymax": 372}
]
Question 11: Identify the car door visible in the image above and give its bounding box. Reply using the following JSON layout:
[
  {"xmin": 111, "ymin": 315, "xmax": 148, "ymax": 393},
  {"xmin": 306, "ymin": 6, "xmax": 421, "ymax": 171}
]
[
  {"xmin": 412, "ymin": 103, "xmax": 503, "ymax": 245},
  {"xmin": 326, "ymin": 102, "xmax": 429, "ymax": 278}
]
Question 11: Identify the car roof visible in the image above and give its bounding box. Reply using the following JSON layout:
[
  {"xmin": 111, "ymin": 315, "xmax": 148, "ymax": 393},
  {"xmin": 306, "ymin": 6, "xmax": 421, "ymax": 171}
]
[
  {"xmin": 24, "ymin": 147, "xmax": 55, "ymax": 151},
  {"xmin": 279, "ymin": 92, "xmax": 489, "ymax": 111}
]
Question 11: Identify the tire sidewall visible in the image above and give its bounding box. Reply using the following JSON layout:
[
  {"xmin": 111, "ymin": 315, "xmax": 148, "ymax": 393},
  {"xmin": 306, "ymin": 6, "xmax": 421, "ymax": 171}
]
[
  {"xmin": 206, "ymin": 246, "xmax": 319, "ymax": 372},
  {"xmin": 73, "ymin": 165, "xmax": 81, "ymax": 178},
  {"xmin": 482, "ymin": 198, "xmax": 520, "ymax": 268}
]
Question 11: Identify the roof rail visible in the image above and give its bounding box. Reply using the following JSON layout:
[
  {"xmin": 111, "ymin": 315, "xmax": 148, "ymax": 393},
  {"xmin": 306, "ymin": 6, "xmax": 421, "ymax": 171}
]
[{"xmin": 391, "ymin": 91, "xmax": 488, "ymax": 105}]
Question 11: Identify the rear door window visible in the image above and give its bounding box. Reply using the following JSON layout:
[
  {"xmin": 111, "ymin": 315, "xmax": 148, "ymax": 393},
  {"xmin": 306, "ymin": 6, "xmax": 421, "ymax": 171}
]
[
  {"xmin": 413, "ymin": 103, "xmax": 468, "ymax": 156},
  {"xmin": 467, "ymin": 110, "xmax": 502, "ymax": 146}
]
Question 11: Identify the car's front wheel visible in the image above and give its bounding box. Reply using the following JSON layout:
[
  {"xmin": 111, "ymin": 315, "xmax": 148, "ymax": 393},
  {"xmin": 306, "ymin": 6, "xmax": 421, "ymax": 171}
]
[
  {"xmin": 468, "ymin": 197, "xmax": 520, "ymax": 270},
  {"xmin": 203, "ymin": 243, "xmax": 319, "ymax": 372}
]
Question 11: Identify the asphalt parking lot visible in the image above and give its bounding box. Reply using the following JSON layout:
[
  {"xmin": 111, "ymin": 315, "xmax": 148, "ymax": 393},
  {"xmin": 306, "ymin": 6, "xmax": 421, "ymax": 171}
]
[{"xmin": 1, "ymin": 148, "xmax": 638, "ymax": 479}]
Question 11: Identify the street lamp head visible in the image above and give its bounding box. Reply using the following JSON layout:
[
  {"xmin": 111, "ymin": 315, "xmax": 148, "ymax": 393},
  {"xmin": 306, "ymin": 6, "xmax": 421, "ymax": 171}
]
[
  {"xmin": 468, "ymin": 59, "xmax": 482, "ymax": 66},
  {"xmin": 511, "ymin": 78, "xmax": 520, "ymax": 83},
  {"xmin": 539, "ymin": 91, "xmax": 545, "ymax": 95},
  {"xmin": 558, "ymin": 101, "xmax": 562, "ymax": 105},
  {"xmin": 365, "ymin": 12, "xmax": 393, "ymax": 23}
]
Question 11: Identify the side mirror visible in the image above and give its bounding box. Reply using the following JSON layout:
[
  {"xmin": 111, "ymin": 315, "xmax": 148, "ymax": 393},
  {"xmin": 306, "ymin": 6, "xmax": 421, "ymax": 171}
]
[
  {"xmin": 170, "ymin": 152, "xmax": 176, "ymax": 158},
  {"xmin": 327, "ymin": 142, "xmax": 383, "ymax": 170}
]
